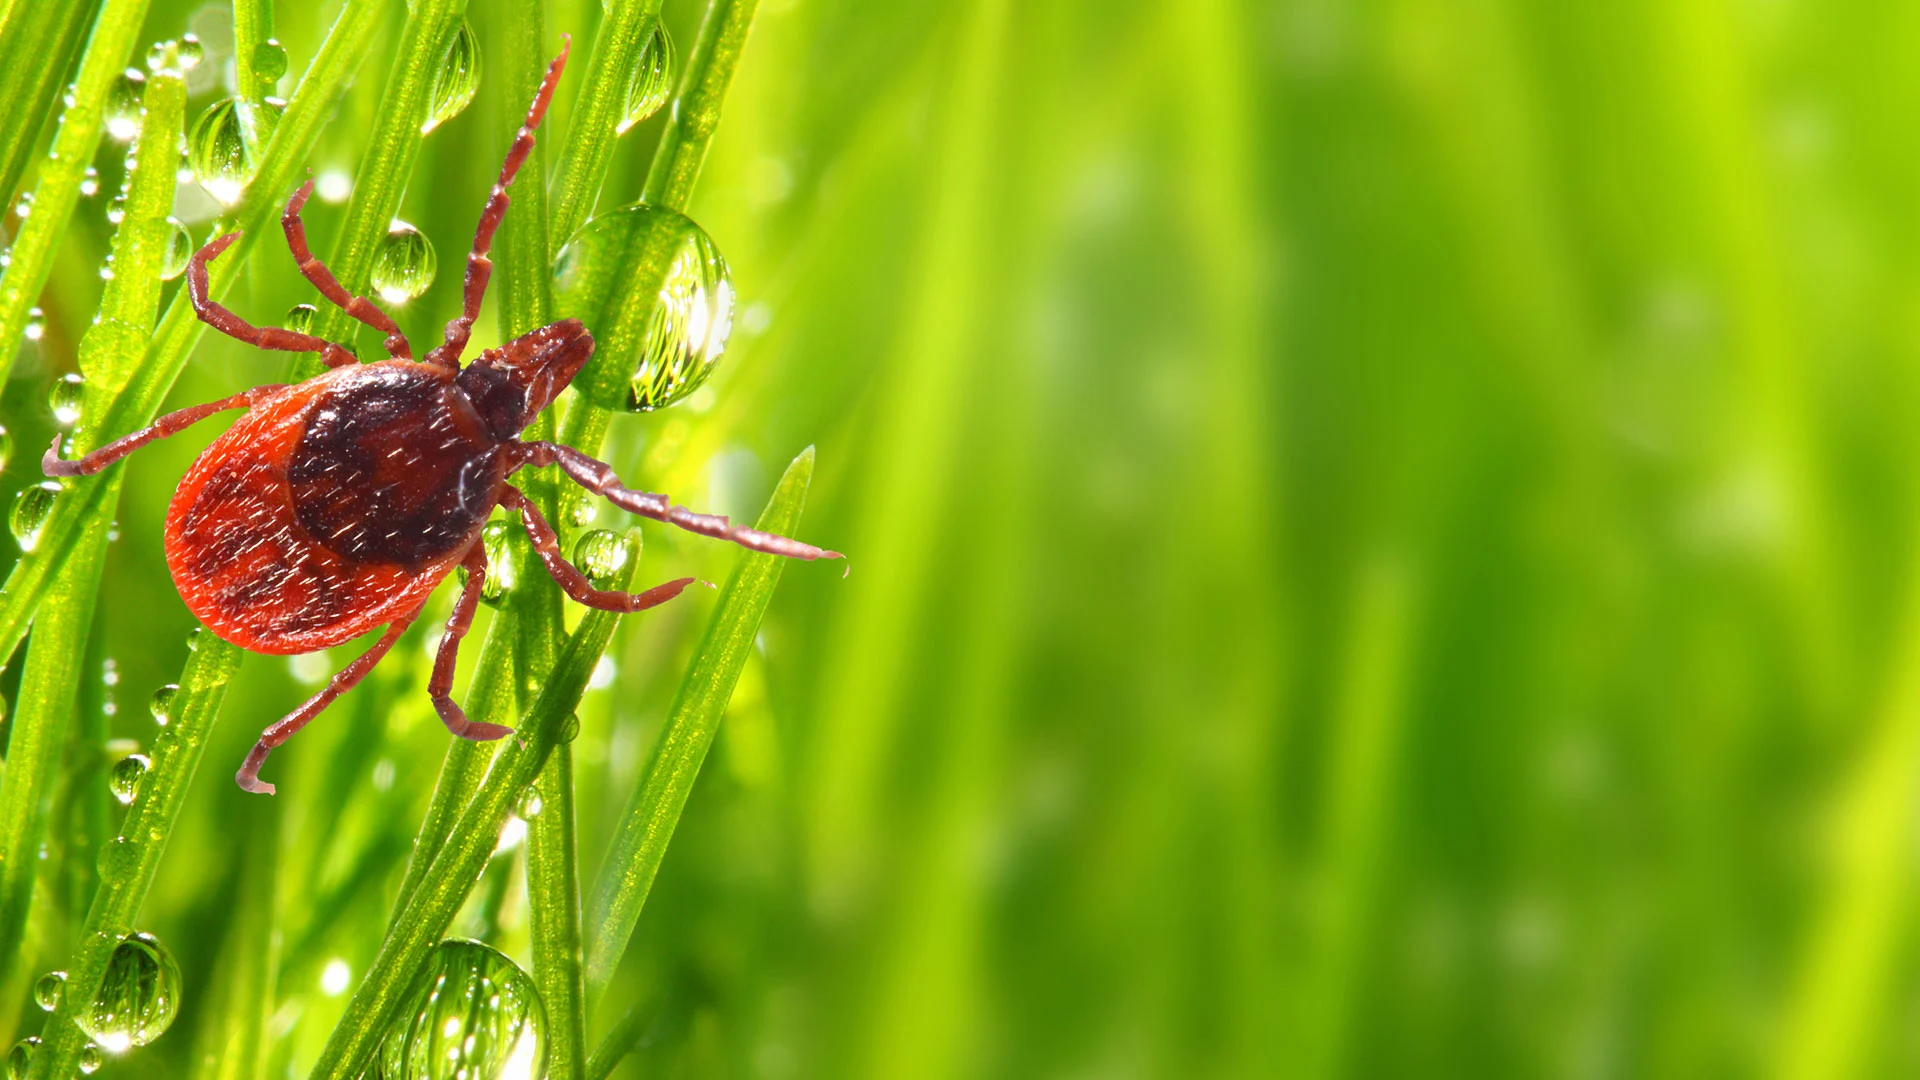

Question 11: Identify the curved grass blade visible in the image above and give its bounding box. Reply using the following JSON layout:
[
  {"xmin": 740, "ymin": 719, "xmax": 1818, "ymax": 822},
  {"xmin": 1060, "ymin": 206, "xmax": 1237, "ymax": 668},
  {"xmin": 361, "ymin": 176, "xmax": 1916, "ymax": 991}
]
[{"xmin": 0, "ymin": 0, "xmax": 102, "ymax": 211}]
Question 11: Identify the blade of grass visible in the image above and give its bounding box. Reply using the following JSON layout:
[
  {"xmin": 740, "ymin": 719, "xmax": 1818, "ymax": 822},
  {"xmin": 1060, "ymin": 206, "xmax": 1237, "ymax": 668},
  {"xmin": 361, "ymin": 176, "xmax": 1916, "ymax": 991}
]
[
  {"xmin": 547, "ymin": 0, "xmax": 666, "ymax": 246},
  {"xmin": 0, "ymin": 0, "xmax": 155, "ymax": 394},
  {"xmin": 528, "ymin": 745, "xmax": 587, "ymax": 1080},
  {"xmin": 582, "ymin": 447, "xmax": 815, "ymax": 1009},
  {"xmin": 585, "ymin": 990, "xmax": 695, "ymax": 1080},
  {"xmin": 26, "ymin": 632, "xmax": 243, "ymax": 1080},
  {"xmin": 306, "ymin": 530, "xmax": 642, "ymax": 1080},
  {"xmin": 0, "ymin": 62, "xmax": 186, "ymax": 988},
  {"xmin": 233, "ymin": 0, "xmax": 279, "ymax": 104},
  {"xmin": 0, "ymin": 0, "xmax": 103, "ymax": 212},
  {"xmin": 0, "ymin": 0, "xmax": 384, "ymax": 673},
  {"xmin": 185, "ymin": 799, "xmax": 279, "ymax": 1080}
]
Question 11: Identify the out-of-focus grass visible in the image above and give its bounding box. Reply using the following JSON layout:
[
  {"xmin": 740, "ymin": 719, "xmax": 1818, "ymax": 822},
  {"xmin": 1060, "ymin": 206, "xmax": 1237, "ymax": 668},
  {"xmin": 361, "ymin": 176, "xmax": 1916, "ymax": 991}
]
[{"xmin": 14, "ymin": 0, "xmax": 1920, "ymax": 1077}]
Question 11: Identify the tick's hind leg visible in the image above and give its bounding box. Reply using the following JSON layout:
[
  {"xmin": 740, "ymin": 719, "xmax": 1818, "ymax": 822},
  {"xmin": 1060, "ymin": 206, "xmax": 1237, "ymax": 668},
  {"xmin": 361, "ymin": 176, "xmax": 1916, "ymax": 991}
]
[
  {"xmin": 428, "ymin": 541, "xmax": 514, "ymax": 741},
  {"xmin": 236, "ymin": 615, "xmax": 417, "ymax": 795},
  {"xmin": 190, "ymin": 233, "xmax": 357, "ymax": 368},
  {"xmin": 282, "ymin": 180, "xmax": 413, "ymax": 360},
  {"xmin": 43, "ymin": 385, "xmax": 285, "ymax": 477},
  {"xmin": 426, "ymin": 39, "xmax": 570, "ymax": 368},
  {"xmin": 502, "ymin": 487, "xmax": 696, "ymax": 613},
  {"xmin": 521, "ymin": 441, "xmax": 844, "ymax": 562}
]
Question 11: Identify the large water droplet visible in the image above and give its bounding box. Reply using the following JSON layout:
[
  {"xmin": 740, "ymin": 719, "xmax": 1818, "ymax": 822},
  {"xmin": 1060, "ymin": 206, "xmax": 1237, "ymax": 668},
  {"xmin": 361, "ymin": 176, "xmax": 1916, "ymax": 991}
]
[
  {"xmin": 34, "ymin": 970, "xmax": 66, "ymax": 1011},
  {"xmin": 554, "ymin": 204, "xmax": 735, "ymax": 412},
  {"xmin": 187, "ymin": 98, "xmax": 281, "ymax": 206},
  {"xmin": 149, "ymin": 684, "xmax": 178, "ymax": 726},
  {"xmin": 12, "ymin": 481, "xmax": 58, "ymax": 552},
  {"xmin": 105, "ymin": 69, "xmax": 145, "ymax": 142},
  {"xmin": 160, "ymin": 218, "xmax": 192, "ymax": 281},
  {"xmin": 286, "ymin": 303, "xmax": 318, "ymax": 335},
  {"xmin": 5, "ymin": 1036, "xmax": 37, "ymax": 1079},
  {"xmin": 370, "ymin": 221, "xmax": 436, "ymax": 304},
  {"xmin": 79, "ymin": 932, "xmax": 181, "ymax": 1052},
  {"xmin": 110, "ymin": 754, "xmax": 150, "ymax": 806},
  {"xmin": 616, "ymin": 19, "xmax": 675, "ymax": 134},
  {"xmin": 422, "ymin": 21, "xmax": 481, "ymax": 135},
  {"xmin": 572, "ymin": 529, "xmax": 627, "ymax": 584},
  {"xmin": 50, "ymin": 372, "xmax": 85, "ymax": 427},
  {"xmin": 375, "ymin": 939, "xmax": 545, "ymax": 1080},
  {"xmin": 254, "ymin": 39, "xmax": 289, "ymax": 83}
]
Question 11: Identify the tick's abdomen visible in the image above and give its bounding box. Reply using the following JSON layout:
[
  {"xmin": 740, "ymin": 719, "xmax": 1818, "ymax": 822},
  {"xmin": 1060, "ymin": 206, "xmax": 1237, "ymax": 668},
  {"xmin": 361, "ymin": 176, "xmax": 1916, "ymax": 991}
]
[{"xmin": 164, "ymin": 362, "xmax": 504, "ymax": 654}]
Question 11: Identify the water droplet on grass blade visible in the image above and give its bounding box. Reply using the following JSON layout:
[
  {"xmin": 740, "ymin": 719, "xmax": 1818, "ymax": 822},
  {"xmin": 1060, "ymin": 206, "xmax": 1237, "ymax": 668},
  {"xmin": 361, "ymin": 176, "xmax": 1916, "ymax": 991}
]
[
  {"xmin": 6, "ymin": 1036, "xmax": 37, "ymax": 1079},
  {"xmin": 105, "ymin": 70, "xmax": 145, "ymax": 141},
  {"xmin": 371, "ymin": 222, "xmax": 435, "ymax": 303},
  {"xmin": 107, "ymin": 195, "xmax": 126, "ymax": 225},
  {"xmin": 110, "ymin": 754, "xmax": 150, "ymax": 805},
  {"xmin": 80, "ymin": 166, "xmax": 99, "ymax": 197},
  {"xmin": 573, "ymin": 529, "xmax": 627, "ymax": 584},
  {"xmin": 79, "ymin": 932, "xmax": 181, "ymax": 1052},
  {"xmin": 149, "ymin": 684, "xmax": 177, "ymax": 726},
  {"xmin": 286, "ymin": 303, "xmax": 318, "ymax": 335},
  {"xmin": 254, "ymin": 39, "xmax": 289, "ymax": 82},
  {"xmin": 12, "ymin": 482, "xmax": 58, "ymax": 551},
  {"xmin": 160, "ymin": 219, "xmax": 191, "ymax": 280},
  {"xmin": 188, "ymin": 98, "xmax": 281, "ymax": 205},
  {"xmin": 422, "ymin": 21, "xmax": 481, "ymax": 134},
  {"xmin": 78, "ymin": 1043, "xmax": 103, "ymax": 1073},
  {"xmin": 472, "ymin": 521, "xmax": 515, "ymax": 606},
  {"xmin": 376, "ymin": 939, "xmax": 546, "ymax": 1080},
  {"xmin": 24, "ymin": 308, "xmax": 44, "ymax": 342},
  {"xmin": 13, "ymin": 192, "xmax": 30, "ymax": 220},
  {"xmin": 50, "ymin": 373, "xmax": 85, "ymax": 427},
  {"xmin": 0, "ymin": 426, "xmax": 14, "ymax": 471},
  {"xmin": 554, "ymin": 204, "xmax": 735, "ymax": 412},
  {"xmin": 177, "ymin": 34, "xmax": 204, "ymax": 70},
  {"xmin": 34, "ymin": 970, "xmax": 65, "ymax": 1011},
  {"xmin": 617, "ymin": 20, "xmax": 675, "ymax": 134}
]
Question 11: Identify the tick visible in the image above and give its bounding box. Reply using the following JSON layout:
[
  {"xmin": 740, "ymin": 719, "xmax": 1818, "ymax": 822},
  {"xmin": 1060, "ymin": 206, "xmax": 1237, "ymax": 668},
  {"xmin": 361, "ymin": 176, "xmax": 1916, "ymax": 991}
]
[{"xmin": 43, "ymin": 40, "xmax": 840, "ymax": 794}]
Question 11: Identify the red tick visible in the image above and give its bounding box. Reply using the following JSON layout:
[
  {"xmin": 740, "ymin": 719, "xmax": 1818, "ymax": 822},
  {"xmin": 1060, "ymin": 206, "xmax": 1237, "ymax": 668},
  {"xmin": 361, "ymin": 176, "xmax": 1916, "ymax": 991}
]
[{"xmin": 42, "ymin": 40, "xmax": 840, "ymax": 794}]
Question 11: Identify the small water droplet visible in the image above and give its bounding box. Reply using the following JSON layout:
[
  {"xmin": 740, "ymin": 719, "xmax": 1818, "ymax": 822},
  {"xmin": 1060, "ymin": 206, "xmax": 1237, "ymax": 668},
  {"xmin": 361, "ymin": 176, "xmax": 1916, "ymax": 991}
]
[
  {"xmin": 78, "ymin": 1043, "xmax": 103, "ymax": 1074},
  {"xmin": 79, "ymin": 931, "xmax": 181, "ymax": 1052},
  {"xmin": 518, "ymin": 788, "xmax": 543, "ymax": 818},
  {"xmin": 186, "ymin": 626, "xmax": 203, "ymax": 651},
  {"xmin": 558, "ymin": 713, "xmax": 581, "ymax": 744},
  {"xmin": 80, "ymin": 166, "xmax": 99, "ymax": 197},
  {"xmin": 105, "ymin": 69, "xmax": 146, "ymax": 142},
  {"xmin": 96, "ymin": 837, "xmax": 137, "ymax": 880},
  {"xmin": 106, "ymin": 194, "xmax": 126, "ymax": 225},
  {"xmin": 475, "ymin": 521, "xmax": 516, "ymax": 607},
  {"xmin": 422, "ymin": 21, "xmax": 481, "ymax": 134},
  {"xmin": 13, "ymin": 192, "xmax": 31, "ymax": 220},
  {"xmin": 110, "ymin": 754, "xmax": 150, "ymax": 805},
  {"xmin": 254, "ymin": 39, "xmax": 289, "ymax": 83},
  {"xmin": 370, "ymin": 221, "xmax": 436, "ymax": 303},
  {"xmin": 50, "ymin": 372, "xmax": 85, "ymax": 427},
  {"xmin": 377, "ymin": 940, "xmax": 546, "ymax": 1080},
  {"xmin": 187, "ymin": 98, "xmax": 281, "ymax": 206},
  {"xmin": 160, "ymin": 218, "xmax": 192, "ymax": 280},
  {"xmin": 33, "ymin": 970, "xmax": 66, "ymax": 1011},
  {"xmin": 24, "ymin": 308, "xmax": 44, "ymax": 342},
  {"xmin": 572, "ymin": 529, "xmax": 627, "ymax": 583},
  {"xmin": 617, "ymin": 19, "xmax": 676, "ymax": 134},
  {"xmin": 5, "ymin": 1036, "xmax": 38, "ymax": 1079},
  {"xmin": 285, "ymin": 303, "xmax": 318, "ymax": 335},
  {"xmin": 11, "ymin": 481, "xmax": 58, "ymax": 551},
  {"xmin": 149, "ymin": 684, "xmax": 177, "ymax": 726},
  {"xmin": 0, "ymin": 426, "xmax": 14, "ymax": 471},
  {"xmin": 554, "ymin": 205, "xmax": 735, "ymax": 412},
  {"xmin": 177, "ymin": 34, "xmax": 204, "ymax": 70}
]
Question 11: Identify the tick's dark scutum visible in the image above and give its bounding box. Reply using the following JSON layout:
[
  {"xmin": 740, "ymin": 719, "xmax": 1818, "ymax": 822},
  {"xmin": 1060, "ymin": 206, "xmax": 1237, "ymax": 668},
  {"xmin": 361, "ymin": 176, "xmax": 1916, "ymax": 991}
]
[{"xmin": 287, "ymin": 365, "xmax": 506, "ymax": 569}]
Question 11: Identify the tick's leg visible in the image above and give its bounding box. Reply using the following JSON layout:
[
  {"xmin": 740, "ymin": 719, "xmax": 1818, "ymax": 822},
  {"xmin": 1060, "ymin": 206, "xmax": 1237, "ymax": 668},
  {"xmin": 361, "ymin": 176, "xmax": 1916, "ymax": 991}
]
[
  {"xmin": 281, "ymin": 180, "xmax": 413, "ymax": 360},
  {"xmin": 428, "ymin": 541, "xmax": 514, "ymax": 741},
  {"xmin": 235, "ymin": 615, "xmax": 416, "ymax": 795},
  {"xmin": 519, "ymin": 441, "xmax": 845, "ymax": 562},
  {"xmin": 424, "ymin": 38, "xmax": 570, "ymax": 370},
  {"xmin": 42, "ymin": 384, "xmax": 286, "ymax": 477},
  {"xmin": 190, "ymin": 232, "xmax": 357, "ymax": 368},
  {"xmin": 501, "ymin": 485, "xmax": 696, "ymax": 613}
]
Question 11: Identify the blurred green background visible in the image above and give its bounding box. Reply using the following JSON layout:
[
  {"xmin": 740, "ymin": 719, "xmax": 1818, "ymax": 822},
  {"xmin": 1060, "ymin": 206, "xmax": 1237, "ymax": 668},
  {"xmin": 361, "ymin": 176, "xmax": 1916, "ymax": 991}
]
[{"xmin": 22, "ymin": 0, "xmax": 1920, "ymax": 1076}]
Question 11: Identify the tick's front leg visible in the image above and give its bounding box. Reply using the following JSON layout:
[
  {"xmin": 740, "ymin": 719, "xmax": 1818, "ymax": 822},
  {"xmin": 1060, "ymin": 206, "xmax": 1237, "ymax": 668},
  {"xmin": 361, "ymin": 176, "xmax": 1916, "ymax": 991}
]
[
  {"xmin": 236, "ymin": 615, "xmax": 416, "ymax": 795},
  {"xmin": 501, "ymin": 486, "xmax": 697, "ymax": 613},
  {"xmin": 428, "ymin": 540, "xmax": 513, "ymax": 741}
]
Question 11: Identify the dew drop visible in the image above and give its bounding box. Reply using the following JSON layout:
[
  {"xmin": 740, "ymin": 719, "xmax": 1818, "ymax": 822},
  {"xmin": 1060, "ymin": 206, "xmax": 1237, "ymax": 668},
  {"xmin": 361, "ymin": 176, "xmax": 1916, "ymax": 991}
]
[
  {"xmin": 186, "ymin": 626, "xmax": 203, "ymax": 651},
  {"xmin": 518, "ymin": 787, "xmax": 543, "ymax": 818},
  {"xmin": 376, "ymin": 939, "xmax": 545, "ymax": 1080},
  {"xmin": 105, "ymin": 69, "xmax": 146, "ymax": 142},
  {"xmin": 33, "ymin": 970, "xmax": 66, "ymax": 1011},
  {"xmin": 50, "ymin": 372, "xmax": 85, "ymax": 427},
  {"xmin": 254, "ymin": 38, "xmax": 289, "ymax": 83},
  {"xmin": 616, "ymin": 19, "xmax": 675, "ymax": 134},
  {"xmin": 79, "ymin": 931, "xmax": 181, "ymax": 1052},
  {"xmin": 473, "ymin": 521, "xmax": 515, "ymax": 607},
  {"xmin": 80, "ymin": 166, "xmax": 99, "ymax": 197},
  {"xmin": 106, "ymin": 194, "xmax": 126, "ymax": 226},
  {"xmin": 421, "ymin": 20, "xmax": 481, "ymax": 135},
  {"xmin": 5, "ymin": 1036, "xmax": 37, "ymax": 1079},
  {"xmin": 158, "ymin": 218, "xmax": 192, "ymax": 281},
  {"xmin": 96, "ymin": 837, "xmax": 137, "ymax": 880},
  {"xmin": 110, "ymin": 754, "xmax": 150, "ymax": 806},
  {"xmin": 24, "ymin": 308, "xmax": 44, "ymax": 342},
  {"xmin": 558, "ymin": 712, "xmax": 581, "ymax": 745},
  {"xmin": 286, "ymin": 302, "xmax": 318, "ymax": 335},
  {"xmin": 177, "ymin": 34, "xmax": 205, "ymax": 70},
  {"xmin": 370, "ymin": 221, "xmax": 436, "ymax": 304},
  {"xmin": 187, "ymin": 97, "xmax": 281, "ymax": 206},
  {"xmin": 572, "ymin": 529, "xmax": 627, "ymax": 584},
  {"xmin": 78, "ymin": 1043, "xmax": 103, "ymax": 1074},
  {"xmin": 554, "ymin": 204, "xmax": 734, "ymax": 412},
  {"xmin": 11, "ymin": 481, "xmax": 58, "ymax": 552},
  {"xmin": 13, "ymin": 192, "xmax": 30, "ymax": 219},
  {"xmin": 149, "ymin": 683, "xmax": 178, "ymax": 726},
  {"xmin": 0, "ymin": 426, "xmax": 13, "ymax": 472}
]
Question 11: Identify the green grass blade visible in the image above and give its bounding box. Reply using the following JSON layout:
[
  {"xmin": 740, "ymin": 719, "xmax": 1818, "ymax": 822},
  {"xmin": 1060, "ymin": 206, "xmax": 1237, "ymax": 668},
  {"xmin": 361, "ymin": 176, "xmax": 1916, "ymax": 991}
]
[
  {"xmin": 26, "ymin": 632, "xmax": 242, "ymax": 1080},
  {"xmin": 529, "ymin": 746, "xmax": 588, "ymax": 1080},
  {"xmin": 638, "ymin": 0, "xmax": 758, "ymax": 211},
  {"xmin": 0, "ymin": 0, "xmax": 102, "ymax": 210},
  {"xmin": 185, "ymin": 800, "xmax": 279, "ymax": 1080},
  {"xmin": 233, "ymin": 0, "xmax": 279, "ymax": 104},
  {"xmin": 547, "ymin": 0, "xmax": 665, "ymax": 246},
  {"xmin": 582, "ymin": 447, "xmax": 815, "ymax": 1008},
  {"xmin": 305, "ymin": 531, "xmax": 641, "ymax": 1080}
]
